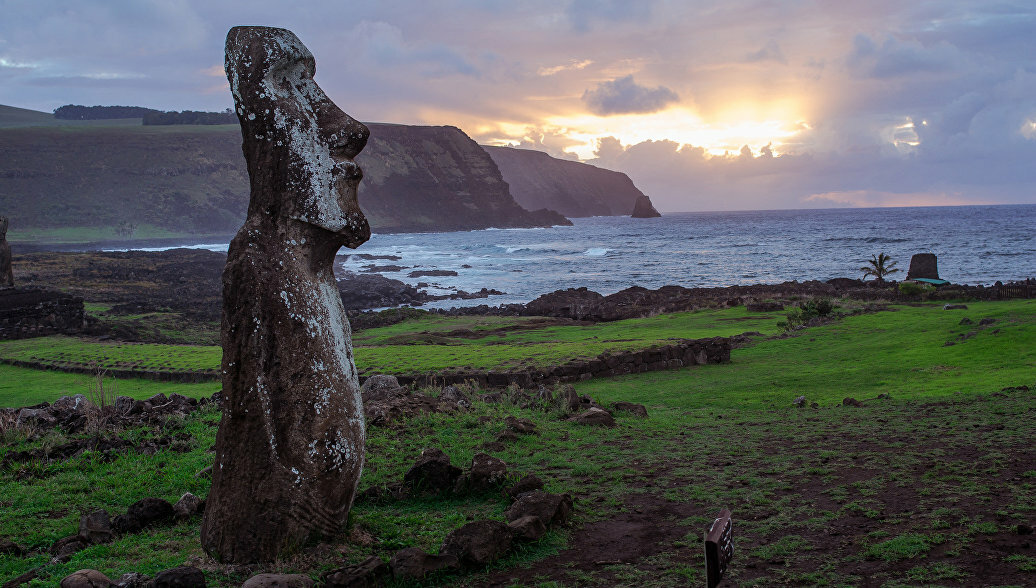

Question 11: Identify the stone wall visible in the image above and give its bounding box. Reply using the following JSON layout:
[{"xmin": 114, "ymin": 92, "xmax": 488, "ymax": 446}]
[
  {"xmin": 0, "ymin": 288, "xmax": 85, "ymax": 340},
  {"xmin": 388, "ymin": 336, "xmax": 732, "ymax": 388}
]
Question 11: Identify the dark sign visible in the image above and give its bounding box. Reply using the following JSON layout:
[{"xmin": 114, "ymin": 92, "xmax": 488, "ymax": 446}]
[{"xmin": 704, "ymin": 508, "xmax": 733, "ymax": 588}]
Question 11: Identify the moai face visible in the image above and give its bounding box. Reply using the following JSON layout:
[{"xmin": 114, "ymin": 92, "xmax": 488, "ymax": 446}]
[{"xmin": 225, "ymin": 26, "xmax": 370, "ymax": 248}]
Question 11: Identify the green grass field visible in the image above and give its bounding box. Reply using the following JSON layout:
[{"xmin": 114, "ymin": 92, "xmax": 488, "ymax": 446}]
[{"xmin": 0, "ymin": 299, "xmax": 1033, "ymax": 586}]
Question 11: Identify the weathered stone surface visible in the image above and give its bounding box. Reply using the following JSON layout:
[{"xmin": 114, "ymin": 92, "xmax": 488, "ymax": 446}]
[
  {"xmin": 403, "ymin": 448, "xmax": 461, "ymax": 493},
  {"xmin": 360, "ymin": 375, "xmax": 404, "ymax": 402},
  {"xmin": 51, "ymin": 534, "xmax": 90, "ymax": 557},
  {"xmin": 944, "ymin": 303, "xmax": 968, "ymax": 310},
  {"xmin": 453, "ymin": 453, "xmax": 510, "ymax": 494},
  {"xmin": 906, "ymin": 253, "xmax": 939, "ymax": 280},
  {"xmin": 0, "ymin": 216, "xmax": 13, "ymax": 289},
  {"xmin": 504, "ymin": 490, "xmax": 574, "ymax": 528},
  {"xmin": 842, "ymin": 397, "xmax": 863, "ymax": 407},
  {"xmin": 59, "ymin": 569, "xmax": 112, "ymax": 588},
  {"xmin": 612, "ymin": 402, "xmax": 648, "ymax": 417},
  {"xmin": 440, "ymin": 520, "xmax": 514, "ymax": 567},
  {"xmin": 173, "ymin": 492, "xmax": 204, "ymax": 519},
  {"xmin": 79, "ymin": 509, "xmax": 114, "ymax": 544},
  {"xmin": 240, "ymin": 574, "xmax": 315, "ymax": 588},
  {"xmin": 504, "ymin": 415, "xmax": 537, "ymax": 434},
  {"xmin": 508, "ymin": 515, "xmax": 547, "ymax": 541},
  {"xmin": 112, "ymin": 572, "xmax": 148, "ymax": 588},
  {"xmin": 119, "ymin": 498, "xmax": 174, "ymax": 533},
  {"xmin": 506, "ymin": 474, "xmax": 545, "ymax": 499},
  {"xmin": 568, "ymin": 407, "xmax": 616, "ymax": 427},
  {"xmin": 631, "ymin": 194, "xmax": 662, "ymax": 218},
  {"xmin": 149, "ymin": 566, "xmax": 206, "ymax": 588},
  {"xmin": 322, "ymin": 556, "xmax": 389, "ymax": 588},
  {"xmin": 201, "ymin": 26, "xmax": 371, "ymax": 563},
  {"xmin": 389, "ymin": 547, "xmax": 459, "ymax": 580}
]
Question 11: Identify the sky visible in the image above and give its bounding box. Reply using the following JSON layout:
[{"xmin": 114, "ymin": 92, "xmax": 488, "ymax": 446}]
[{"xmin": 1, "ymin": 0, "xmax": 1035, "ymax": 212}]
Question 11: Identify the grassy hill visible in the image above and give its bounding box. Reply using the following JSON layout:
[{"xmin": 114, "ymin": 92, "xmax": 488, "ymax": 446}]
[{"xmin": 0, "ymin": 104, "xmax": 141, "ymax": 129}]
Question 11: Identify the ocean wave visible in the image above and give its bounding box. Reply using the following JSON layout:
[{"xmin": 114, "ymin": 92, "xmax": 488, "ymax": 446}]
[{"xmin": 584, "ymin": 248, "xmax": 611, "ymax": 256}]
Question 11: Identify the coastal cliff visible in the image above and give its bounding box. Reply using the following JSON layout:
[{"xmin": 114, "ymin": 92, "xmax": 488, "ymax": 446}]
[
  {"xmin": 483, "ymin": 145, "xmax": 658, "ymax": 217},
  {"xmin": 0, "ymin": 107, "xmax": 569, "ymax": 243}
]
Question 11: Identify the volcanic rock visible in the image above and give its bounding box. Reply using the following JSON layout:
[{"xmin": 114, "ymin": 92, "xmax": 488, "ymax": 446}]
[
  {"xmin": 403, "ymin": 448, "xmax": 462, "ymax": 493},
  {"xmin": 504, "ymin": 490, "xmax": 573, "ymax": 528},
  {"xmin": 440, "ymin": 520, "xmax": 514, "ymax": 567},
  {"xmin": 389, "ymin": 547, "xmax": 459, "ymax": 580},
  {"xmin": 631, "ymin": 194, "xmax": 662, "ymax": 218},
  {"xmin": 508, "ymin": 515, "xmax": 547, "ymax": 541},
  {"xmin": 59, "ymin": 569, "xmax": 112, "ymax": 588},
  {"xmin": 149, "ymin": 567, "xmax": 206, "ymax": 588},
  {"xmin": 240, "ymin": 574, "xmax": 315, "ymax": 588},
  {"xmin": 568, "ymin": 407, "xmax": 616, "ymax": 427},
  {"xmin": 79, "ymin": 509, "xmax": 114, "ymax": 544},
  {"xmin": 906, "ymin": 253, "xmax": 939, "ymax": 280},
  {"xmin": 322, "ymin": 556, "xmax": 390, "ymax": 588},
  {"xmin": 612, "ymin": 402, "xmax": 648, "ymax": 417},
  {"xmin": 173, "ymin": 492, "xmax": 204, "ymax": 519},
  {"xmin": 453, "ymin": 453, "xmax": 510, "ymax": 494}
]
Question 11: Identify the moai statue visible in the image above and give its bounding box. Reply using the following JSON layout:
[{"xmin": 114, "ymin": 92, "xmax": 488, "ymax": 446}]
[
  {"xmin": 200, "ymin": 26, "xmax": 371, "ymax": 563},
  {"xmin": 0, "ymin": 216, "xmax": 13, "ymax": 289}
]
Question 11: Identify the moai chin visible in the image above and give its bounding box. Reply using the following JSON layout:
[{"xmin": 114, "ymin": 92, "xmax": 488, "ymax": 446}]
[
  {"xmin": 200, "ymin": 26, "xmax": 371, "ymax": 563},
  {"xmin": 0, "ymin": 216, "xmax": 13, "ymax": 289}
]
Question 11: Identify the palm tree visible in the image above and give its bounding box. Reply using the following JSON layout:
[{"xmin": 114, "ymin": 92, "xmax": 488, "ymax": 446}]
[{"xmin": 860, "ymin": 252, "xmax": 900, "ymax": 282}]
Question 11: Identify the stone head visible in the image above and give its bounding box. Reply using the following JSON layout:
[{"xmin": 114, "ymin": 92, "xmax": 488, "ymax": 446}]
[
  {"xmin": 0, "ymin": 216, "xmax": 7, "ymax": 238},
  {"xmin": 225, "ymin": 26, "xmax": 370, "ymax": 248}
]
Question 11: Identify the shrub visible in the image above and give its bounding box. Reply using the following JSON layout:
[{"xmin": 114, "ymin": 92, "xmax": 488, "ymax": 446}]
[{"xmin": 778, "ymin": 298, "xmax": 835, "ymax": 330}]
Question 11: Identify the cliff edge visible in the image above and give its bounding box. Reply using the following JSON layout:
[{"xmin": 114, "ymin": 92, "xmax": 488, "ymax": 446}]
[{"xmin": 483, "ymin": 145, "xmax": 655, "ymax": 218}]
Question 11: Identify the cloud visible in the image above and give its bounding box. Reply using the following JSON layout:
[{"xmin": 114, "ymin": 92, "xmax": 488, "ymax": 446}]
[
  {"xmin": 538, "ymin": 59, "xmax": 593, "ymax": 76},
  {"xmin": 351, "ymin": 20, "xmax": 480, "ymax": 77},
  {"xmin": 581, "ymin": 75, "xmax": 679, "ymax": 116},
  {"xmin": 745, "ymin": 40, "xmax": 786, "ymax": 64},
  {"xmin": 566, "ymin": 0, "xmax": 654, "ymax": 32},
  {"xmin": 847, "ymin": 34, "xmax": 963, "ymax": 79}
]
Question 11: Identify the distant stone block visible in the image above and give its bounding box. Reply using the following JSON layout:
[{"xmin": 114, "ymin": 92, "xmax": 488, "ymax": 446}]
[{"xmin": 906, "ymin": 253, "xmax": 939, "ymax": 280}]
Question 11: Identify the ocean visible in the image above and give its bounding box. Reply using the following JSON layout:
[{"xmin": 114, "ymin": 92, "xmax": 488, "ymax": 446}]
[{"xmin": 142, "ymin": 205, "xmax": 1036, "ymax": 309}]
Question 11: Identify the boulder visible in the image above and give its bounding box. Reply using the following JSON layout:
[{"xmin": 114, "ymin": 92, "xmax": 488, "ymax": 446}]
[
  {"xmin": 612, "ymin": 402, "xmax": 648, "ymax": 417},
  {"xmin": 173, "ymin": 492, "xmax": 205, "ymax": 519},
  {"xmin": 943, "ymin": 304, "xmax": 968, "ymax": 310},
  {"xmin": 50, "ymin": 534, "xmax": 90, "ymax": 557},
  {"xmin": 16, "ymin": 407, "xmax": 57, "ymax": 427},
  {"xmin": 504, "ymin": 491, "xmax": 573, "ymax": 528},
  {"xmin": 842, "ymin": 397, "xmax": 863, "ymax": 407},
  {"xmin": 453, "ymin": 453, "xmax": 510, "ymax": 494},
  {"xmin": 506, "ymin": 474, "xmax": 545, "ymax": 499},
  {"xmin": 403, "ymin": 448, "xmax": 462, "ymax": 493},
  {"xmin": 240, "ymin": 574, "xmax": 315, "ymax": 588},
  {"xmin": 504, "ymin": 415, "xmax": 537, "ymax": 434},
  {"xmin": 568, "ymin": 407, "xmax": 616, "ymax": 427},
  {"xmin": 438, "ymin": 386, "xmax": 469, "ymax": 407},
  {"xmin": 60, "ymin": 569, "xmax": 112, "ymax": 588},
  {"xmin": 389, "ymin": 547, "xmax": 459, "ymax": 580},
  {"xmin": 149, "ymin": 566, "xmax": 206, "ymax": 588},
  {"xmin": 508, "ymin": 515, "xmax": 547, "ymax": 541},
  {"xmin": 360, "ymin": 375, "xmax": 405, "ymax": 402},
  {"xmin": 114, "ymin": 498, "xmax": 174, "ymax": 533},
  {"xmin": 793, "ymin": 395, "xmax": 807, "ymax": 407},
  {"xmin": 322, "ymin": 556, "xmax": 390, "ymax": 588},
  {"xmin": 79, "ymin": 509, "xmax": 114, "ymax": 544},
  {"xmin": 440, "ymin": 520, "xmax": 514, "ymax": 567}
]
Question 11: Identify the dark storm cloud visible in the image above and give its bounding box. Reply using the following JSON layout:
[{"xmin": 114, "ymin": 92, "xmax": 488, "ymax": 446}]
[{"xmin": 581, "ymin": 75, "xmax": 679, "ymax": 116}]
